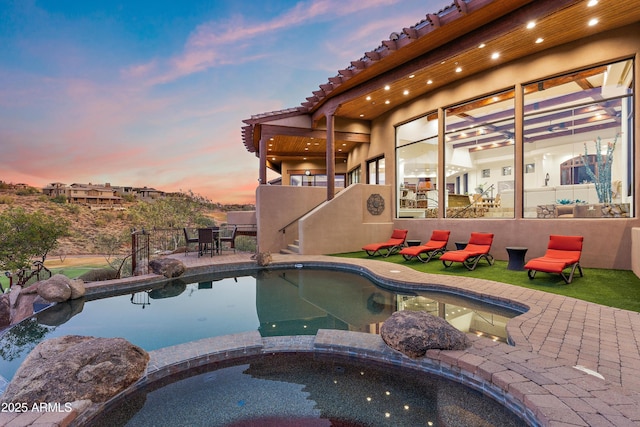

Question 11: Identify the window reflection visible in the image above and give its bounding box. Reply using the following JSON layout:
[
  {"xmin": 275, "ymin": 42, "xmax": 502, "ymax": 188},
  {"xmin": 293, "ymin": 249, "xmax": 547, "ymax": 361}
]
[{"xmin": 523, "ymin": 59, "xmax": 633, "ymax": 218}]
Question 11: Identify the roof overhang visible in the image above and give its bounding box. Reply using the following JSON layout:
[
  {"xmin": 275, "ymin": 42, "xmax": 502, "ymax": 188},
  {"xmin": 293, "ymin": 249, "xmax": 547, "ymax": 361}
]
[{"xmin": 240, "ymin": 0, "xmax": 640, "ymax": 171}]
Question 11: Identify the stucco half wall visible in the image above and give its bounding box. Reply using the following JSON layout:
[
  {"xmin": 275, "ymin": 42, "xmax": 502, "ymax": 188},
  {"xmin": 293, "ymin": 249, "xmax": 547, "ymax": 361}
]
[
  {"xmin": 256, "ymin": 184, "xmax": 395, "ymax": 255},
  {"xmin": 256, "ymin": 184, "xmax": 639, "ymax": 269},
  {"xmin": 298, "ymin": 184, "xmax": 394, "ymax": 255}
]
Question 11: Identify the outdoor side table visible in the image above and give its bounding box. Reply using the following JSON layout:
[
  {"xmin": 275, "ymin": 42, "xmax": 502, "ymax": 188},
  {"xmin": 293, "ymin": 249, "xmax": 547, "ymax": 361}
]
[
  {"xmin": 455, "ymin": 241, "xmax": 468, "ymax": 250},
  {"xmin": 406, "ymin": 240, "xmax": 421, "ymax": 247},
  {"xmin": 506, "ymin": 247, "xmax": 528, "ymax": 270}
]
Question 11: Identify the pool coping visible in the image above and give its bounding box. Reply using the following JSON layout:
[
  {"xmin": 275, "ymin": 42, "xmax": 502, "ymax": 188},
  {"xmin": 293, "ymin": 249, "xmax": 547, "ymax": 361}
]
[{"xmin": 3, "ymin": 252, "xmax": 640, "ymax": 426}]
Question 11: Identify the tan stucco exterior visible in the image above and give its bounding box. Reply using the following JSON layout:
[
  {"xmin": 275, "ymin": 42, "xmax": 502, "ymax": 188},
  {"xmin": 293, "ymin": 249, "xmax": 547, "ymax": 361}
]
[{"xmin": 252, "ymin": 19, "xmax": 640, "ymax": 271}]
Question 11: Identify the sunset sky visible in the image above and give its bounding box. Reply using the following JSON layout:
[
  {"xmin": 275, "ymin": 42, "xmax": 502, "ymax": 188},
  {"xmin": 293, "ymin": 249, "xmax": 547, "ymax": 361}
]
[{"xmin": 1, "ymin": 0, "xmax": 442, "ymax": 204}]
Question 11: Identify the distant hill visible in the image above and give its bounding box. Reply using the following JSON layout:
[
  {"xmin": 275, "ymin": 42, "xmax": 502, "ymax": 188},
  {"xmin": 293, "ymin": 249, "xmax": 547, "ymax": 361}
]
[{"xmin": 0, "ymin": 193, "xmax": 230, "ymax": 256}]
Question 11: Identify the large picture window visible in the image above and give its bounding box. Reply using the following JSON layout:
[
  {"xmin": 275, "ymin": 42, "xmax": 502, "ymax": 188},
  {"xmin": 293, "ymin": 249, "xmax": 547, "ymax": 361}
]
[
  {"xmin": 523, "ymin": 59, "xmax": 634, "ymax": 218},
  {"xmin": 367, "ymin": 156, "xmax": 385, "ymax": 185},
  {"xmin": 444, "ymin": 90, "xmax": 515, "ymax": 219},
  {"xmin": 396, "ymin": 113, "xmax": 438, "ymax": 218}
]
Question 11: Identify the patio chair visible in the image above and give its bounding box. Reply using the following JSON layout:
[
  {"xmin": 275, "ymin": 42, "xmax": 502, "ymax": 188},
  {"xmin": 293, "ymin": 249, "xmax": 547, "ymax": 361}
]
[
  {"xmin": 198, "ymin": 228, "xmax": 218, "ymax": 257},
  {"xmin": 219, "ymin": 225, "xmax": 237, "ymax": 253},
  {"xmin": 524, "ymin": 235, "xmax": 584, "ymax": 284},
  {"xmin": 183, "ymin": 228, "xmax": 198, "ymax": 256},
  {"xmin": 440, "ymin": 232, "xmax": 494, "ymax": 270},
  {"xmin": 399, "ymin": 230, "xmax": 450, "ymax": 263},
  {"xmin": 362, "ymin": 229, "xmax": 408, "ymax": 257}
]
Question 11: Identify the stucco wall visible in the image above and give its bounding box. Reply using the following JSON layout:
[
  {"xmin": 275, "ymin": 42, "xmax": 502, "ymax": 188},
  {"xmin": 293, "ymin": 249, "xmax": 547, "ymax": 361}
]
[
  {"xmin": 226, "ymin": 211, "xmax": 256, "ymax": 226},
  {"xmin": 256, "ymin": 185, "xmax": 327, "ymax": 254},
  {"xmin": 256, "ymin": 184, "xmax": 394, "ymax": 255},
  {"xmin": 633, "ymin": 228, "xmax": 640, "ymax": 277},
  {"xmin": 256, "ymin": 24, "xmax": 639, "ymax": 270},
  {"xmin": 368, "ymin": 23, "xmax": 640, "ymax": 270},
  {"xmin": 298, "ymin": 184, "xmax": 393, "ymax": 255}
]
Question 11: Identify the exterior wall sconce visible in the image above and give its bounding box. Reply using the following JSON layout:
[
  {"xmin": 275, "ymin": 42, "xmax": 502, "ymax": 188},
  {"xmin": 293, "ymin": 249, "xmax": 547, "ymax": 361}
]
[{"xmin": 305, "ymin": 170, "xmax": 311, "ymax": 176}]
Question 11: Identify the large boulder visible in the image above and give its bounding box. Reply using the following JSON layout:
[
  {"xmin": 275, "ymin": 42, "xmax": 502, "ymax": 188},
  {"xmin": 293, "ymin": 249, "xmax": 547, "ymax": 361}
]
[
  {"xmin": 149, "ymin": 258, "xmax": 186, "ymax": 278},
  {"xmin": 36, "ymin": 298, "xmax": 85, "ymax": 326},
  {"xmin": 0, "ymin": 335, "xmax": 149, "ymax": 405},
  {"xmin": 380, "ymin": 310, "xmax": 471, "ymax": 358},
  {"xmin": 0, "ymin": 294, "xmax": 9, "ymax": 327},
  {"xmin": 37, "ymin": 274, "xmax": 72, "ymax": 302},
  {"xmin": 68, "ymin": 278, "xmax": 86, "ymax": 299}
]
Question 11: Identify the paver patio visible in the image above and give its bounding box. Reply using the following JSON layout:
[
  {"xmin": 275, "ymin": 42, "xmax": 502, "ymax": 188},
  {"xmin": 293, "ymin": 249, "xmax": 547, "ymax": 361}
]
[{"xmin": 3, "ymin": 252, "xmax": 640, "ymax": 426}]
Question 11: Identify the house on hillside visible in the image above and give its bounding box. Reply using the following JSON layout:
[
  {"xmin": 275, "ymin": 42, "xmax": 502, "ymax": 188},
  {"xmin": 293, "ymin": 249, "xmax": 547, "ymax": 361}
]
[
  {"xmin": 43, "ymin": 182, "xmax": 123, "ymax": 207},
  {"xmin": 241, "ymin": 0, "xmax": 640, "ymax": 273},
  {"xmin": 42, "ymin": 182, "xmax": 67, "ymax": 198},
  {"xmin": 68, "ymin": 183, "xmax": 123, "ymax": 207},
  {"xmin": 133, "ymin": 186, "xmax": 164, "ymax": 200}
]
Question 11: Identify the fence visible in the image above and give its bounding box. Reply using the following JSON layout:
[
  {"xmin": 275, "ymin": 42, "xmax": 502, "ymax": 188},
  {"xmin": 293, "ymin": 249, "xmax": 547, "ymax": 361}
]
[{"xmin": 130, "ymin": 226, "xmax": 257, "ymax": 275}]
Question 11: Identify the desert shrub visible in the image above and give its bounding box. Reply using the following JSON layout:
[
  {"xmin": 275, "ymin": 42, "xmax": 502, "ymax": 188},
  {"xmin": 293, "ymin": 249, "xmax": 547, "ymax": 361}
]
[
  {"xmin": 50, "ymin": 195, "xmax": 67, "ymax": 204},
  {"xmin": 0, "ymin": 195, "xmax": 14, "ymax": 205},
  {"xmin": 235, "ymin": 235, "xmax": 257, "ymax": 252},
  {"xmin": 15, "ymin": 187, "xmax": 40, "ymax": 196},
  {"xmin": 65, "ymin": 203, "xmax": 80, "ymax": 214},
  {"xmin": 78, "ymin": 268, "xmax": 119, "ymax": 282}
]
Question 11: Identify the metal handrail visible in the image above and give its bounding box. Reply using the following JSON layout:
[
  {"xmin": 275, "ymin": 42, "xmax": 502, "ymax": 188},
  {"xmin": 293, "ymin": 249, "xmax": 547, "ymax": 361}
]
[
  {"xmin": 449, "ymin": 184, "xmax": 495, "ymax": 218},
  {"xmin": 277, "ymin": 200, "xmax": 327, "ymax": 233}
]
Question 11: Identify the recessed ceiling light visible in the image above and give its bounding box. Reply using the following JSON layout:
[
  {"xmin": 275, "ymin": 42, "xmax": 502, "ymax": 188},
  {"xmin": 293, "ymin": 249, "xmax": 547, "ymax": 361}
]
[
  {"xmin": 359, "ymin": 114, "xmax": 364, "ymax": 117},
  {"xmin": 271, "ymin": 157, "xmax": 276, "ymax": 160},
  {"xmin": 385, "ymin": 100, "xmax": 390, "ymax": 104},
  {"xmin": 366, "ymin": 95, "xmax": 371, "ymax": 101},
  {"xmin": 403, "ymin": 90, "xmax": 409, "ymax": 95},
  {"xmin": 478, "ymin": 43, "xmax": 486, "ymax": 48},
  {"xmin": 427, "ymin": 79, "xmax": 433, "ymax": 84},
  {"xmin": 535, "ymin": 37, "xmax": 544, "ymax": 44},
  {"xmin": 587, "ymin": 0, "xmax": 598, "ymax": 6},
  {"xmin": 384, "ymin": 85, "xmax": 390, "ymax": 90},
  {"xmin": 491, "ymin": 52, "xmax": 500, "ymax": 60},
  {"xmin": 526, "ymin": 21, "xmax": 536, "ymax": 29},
  {"xmin": 455, "ymin": 67, "xmax": 462, "ymax": 73},
  {"xmin": 588, "ymin": 18, "xmax": 598, "ymax": 26},
  {"xmin": 409, "ymin": 74, "xmax": 415, "ymax": 78}
]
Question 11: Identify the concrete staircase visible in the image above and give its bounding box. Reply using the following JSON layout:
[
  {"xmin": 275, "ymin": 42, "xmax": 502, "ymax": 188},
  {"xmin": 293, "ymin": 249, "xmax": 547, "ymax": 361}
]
[{"xmin": 280, "ymin": 239, "xmax": 300, "ymax": 254}]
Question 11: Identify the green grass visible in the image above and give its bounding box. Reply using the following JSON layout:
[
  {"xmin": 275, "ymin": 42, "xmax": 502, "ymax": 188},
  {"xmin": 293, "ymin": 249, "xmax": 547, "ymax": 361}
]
[
  {"xmin": 333, "ymin": 252, "xmax": 640, "ymax": 313},
  {"xmin": 0, "ymin": 264, "xmax": 109, "ymax": 292}
]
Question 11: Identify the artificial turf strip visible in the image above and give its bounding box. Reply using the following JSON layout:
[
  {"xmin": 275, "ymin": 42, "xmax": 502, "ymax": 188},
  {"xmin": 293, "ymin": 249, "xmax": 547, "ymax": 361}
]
[{"xmin": 332, "ymin": 252, "xmax": 640, "ymax": 313}]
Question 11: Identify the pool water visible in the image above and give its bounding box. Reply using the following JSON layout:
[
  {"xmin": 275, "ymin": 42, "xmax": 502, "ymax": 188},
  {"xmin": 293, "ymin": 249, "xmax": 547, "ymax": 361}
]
[
  {"xmin": 0, "ymin": 268, "xmax": 522, "ymax": 383},
  {"xmin": 90, "ymin": 353, "xmax": 525, "ymax": 427}
]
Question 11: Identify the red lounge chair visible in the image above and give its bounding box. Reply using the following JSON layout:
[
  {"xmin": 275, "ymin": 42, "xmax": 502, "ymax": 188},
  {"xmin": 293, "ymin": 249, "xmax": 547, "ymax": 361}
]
[
  {"xmin": 524, "ymin": 235, "xmax": 584, "ymax": 284},
  {"xmin": 440, "ymin": 232, "xmax": 494, "ymax": 270},
  {"xmin": 362, "ymin": 229, "xmax": 408, "ymax": 257},
  {"xmin": 399, "ymin": 230, "xmax": 450, "ymax": 263}
]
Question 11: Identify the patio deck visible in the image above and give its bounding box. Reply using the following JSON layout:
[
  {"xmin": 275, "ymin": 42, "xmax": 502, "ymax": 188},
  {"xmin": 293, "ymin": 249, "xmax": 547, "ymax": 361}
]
[{"xmin": 3, "ymin": 251, "xmax": 640, "ymax": 426}]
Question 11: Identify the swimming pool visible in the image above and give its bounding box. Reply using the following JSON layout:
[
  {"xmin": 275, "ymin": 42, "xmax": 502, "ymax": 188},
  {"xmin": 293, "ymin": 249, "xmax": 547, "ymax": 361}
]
[
  {"xmin": 0, "ymin": 268, "xmax": 523, "ymax": 383},
  {"xmin": 89, "ymin": 353, "xmax": 526, "ymax": 426}
]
